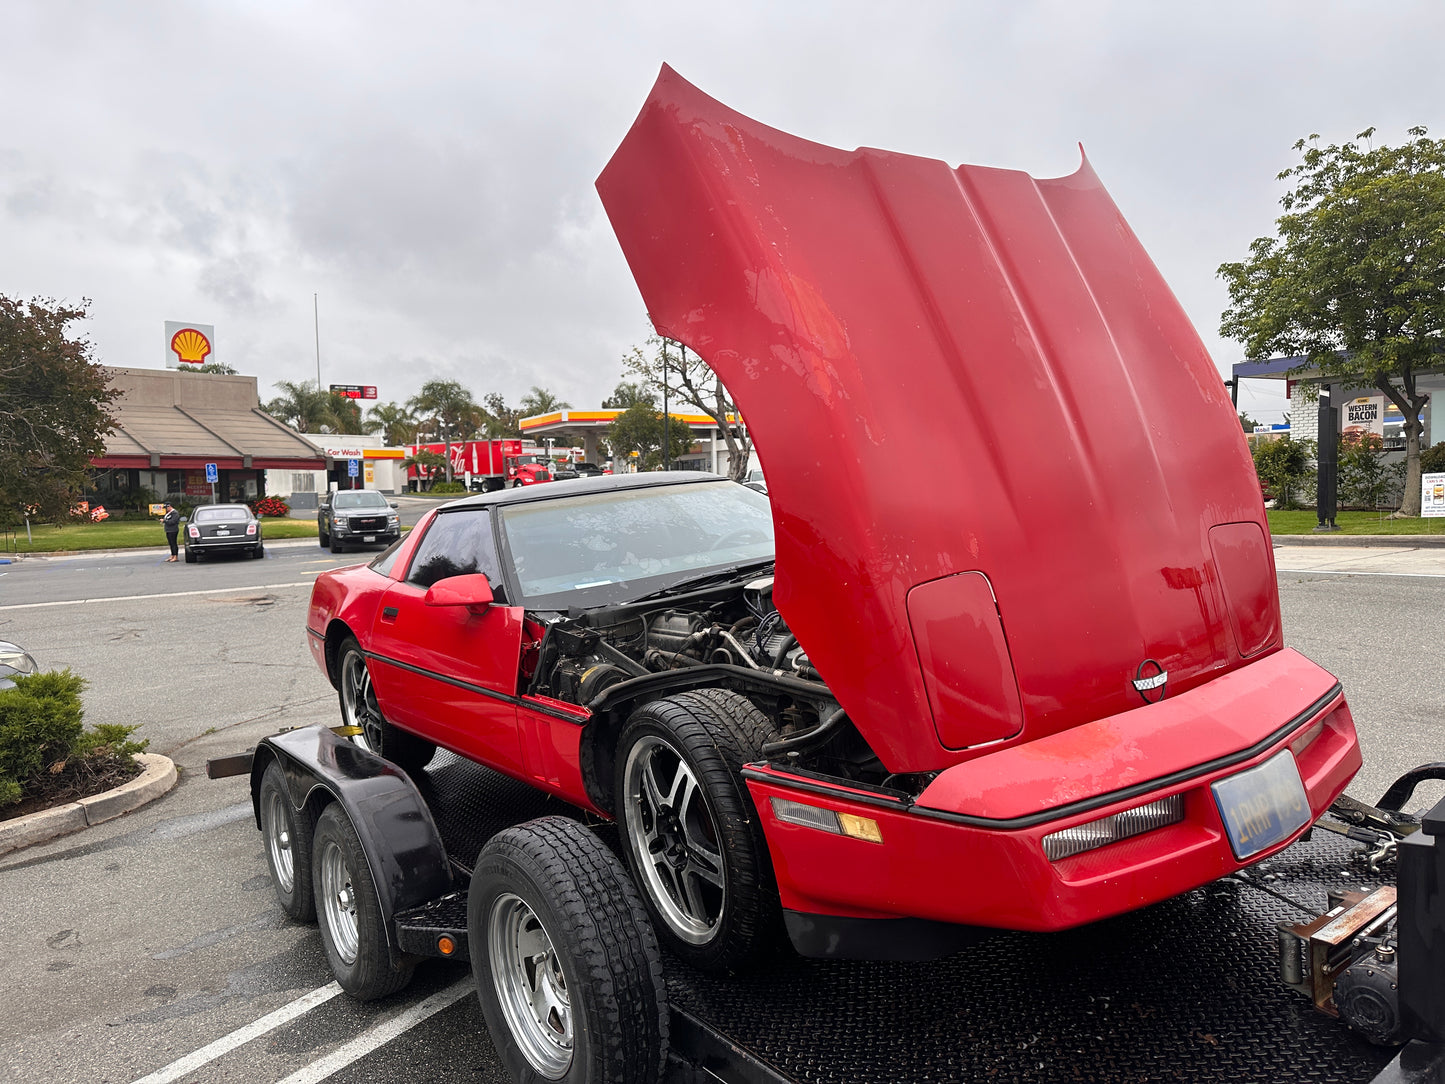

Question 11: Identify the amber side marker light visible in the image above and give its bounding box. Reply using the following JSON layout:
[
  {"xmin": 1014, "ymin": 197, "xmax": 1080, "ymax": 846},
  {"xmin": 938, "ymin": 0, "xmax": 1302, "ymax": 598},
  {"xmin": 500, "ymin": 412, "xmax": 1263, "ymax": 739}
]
[
  {"xmin": 436, "ymin": 935, "xmax": 456, "ymax": 956},
  {"xmin": 1042, "ymin": 794, "xmax": 1185, "ymax": 862},
  {"xmin": 771, "ymin": 797, "xmax": 883, "ymax": 843}
]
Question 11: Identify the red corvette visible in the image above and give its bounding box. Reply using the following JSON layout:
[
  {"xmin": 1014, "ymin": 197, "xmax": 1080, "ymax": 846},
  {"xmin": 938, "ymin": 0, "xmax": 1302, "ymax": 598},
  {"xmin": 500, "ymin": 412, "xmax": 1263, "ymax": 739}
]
[{"xmin": 307, "ymin": 68, "xmax": 1360, "ymax": 972}]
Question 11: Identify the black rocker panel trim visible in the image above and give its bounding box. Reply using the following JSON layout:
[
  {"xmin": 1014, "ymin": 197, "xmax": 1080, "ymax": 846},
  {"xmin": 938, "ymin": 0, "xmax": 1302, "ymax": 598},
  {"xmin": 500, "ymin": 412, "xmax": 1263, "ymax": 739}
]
[{"xmin": 363, "ymin": 650, "xmax": 585, "ymax": 724}]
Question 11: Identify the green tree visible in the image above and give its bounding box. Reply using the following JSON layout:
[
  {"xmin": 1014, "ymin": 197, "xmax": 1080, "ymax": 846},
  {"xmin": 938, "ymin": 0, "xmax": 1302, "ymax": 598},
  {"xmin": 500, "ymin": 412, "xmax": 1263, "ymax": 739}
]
[
  {"xmin": 329, "ymin": 392, "xmax": 363, "ymax": 434},
  {"xmin": 1237, "ymin": 412, "xmax": 1257, "ymax": 432},
  {"xmin": 263, "ymin": 380, "xmax": 340, "ymax": 433},
  {"xmin": 1252, "ymin": 436, "xmax": 1315, "ymax": 509},
  {"xmin": 602, "ymin": 381, "xmax": 654, "ymax": 409},
  {"xmin": 518, "ymin": 386, "xmax": 571, "ymax": 417},
  {"xmin": 1219, "ymin": 127, "xmax": 1445, "ymax": 516},
  {"xmin": 482, "ymin": 393, "xmax": 522, "ymax": 439},
  {"xmin": 0, "ymin": 296, "xmax": 118, "ymax": 527},
  {"xmin": 621, "ymin": 333, "xmax": 752, "ymax": 480},
  {"xmin": 178, "ymin": 361, "xmax": 238, "ymax": 374},
  {"xmin": 364, "ymin": 401, "xmax": 417, "ymax": 446},
  {"xmin": 606, "ymin": 401, "xmax": 692, "ymax": 471},
  {"xmin": 401, "ymin": 449, "xmax": 447, "ymax": 491},
  {"xmin": 407, "ymin": 379, "xmax": 484, "ymax": 482}
]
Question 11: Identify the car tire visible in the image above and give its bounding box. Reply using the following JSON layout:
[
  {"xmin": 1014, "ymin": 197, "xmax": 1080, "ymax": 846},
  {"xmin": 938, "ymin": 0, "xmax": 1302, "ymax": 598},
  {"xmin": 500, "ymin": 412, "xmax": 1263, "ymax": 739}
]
[
  {"xmin": 614, "ymin": 688, "xmax": 781, "ymax": 973},
  {"xmin": 470, "ymin": 817, "xmax": 669, "ymax": 1084},
  {"xmin": 319, "ymin": 524, "xmax": 330, "ymax": 548},
  {"xmin": 312, "ymin": 803, "xmax": 415, "ymax": 1000},
  {"xmin": 258, "ymin": 761, "xmax": 315, "ymax": 922},
  {"xmin": 251, "ymin": 543, "xmax": 265, "ymax": 559},
  {"xmin": 337, "ymin": 637, "xmax": 436, "ymax": 774},
  {"xmin": 183, "ymin": 547, "xmax": 195, "ymax": 563},
  {"xmin": 330, "ymin": 533, "xmax": 344, "ymax": 553}
]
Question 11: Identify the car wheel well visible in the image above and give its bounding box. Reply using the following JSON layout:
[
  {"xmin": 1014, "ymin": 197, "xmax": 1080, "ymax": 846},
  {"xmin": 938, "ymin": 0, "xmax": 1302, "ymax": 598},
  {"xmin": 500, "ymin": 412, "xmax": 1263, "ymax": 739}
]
[{"xmin": 323, "ymin": 620, "xmax": 356, "ymax": 688}]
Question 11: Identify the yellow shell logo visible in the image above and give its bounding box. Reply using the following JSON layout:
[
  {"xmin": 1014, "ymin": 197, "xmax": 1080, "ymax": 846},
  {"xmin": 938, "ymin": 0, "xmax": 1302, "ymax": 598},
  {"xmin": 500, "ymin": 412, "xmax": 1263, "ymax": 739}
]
[{"xmin": 171, "ymin": 328, "xmax": 212, "ymax": 365}]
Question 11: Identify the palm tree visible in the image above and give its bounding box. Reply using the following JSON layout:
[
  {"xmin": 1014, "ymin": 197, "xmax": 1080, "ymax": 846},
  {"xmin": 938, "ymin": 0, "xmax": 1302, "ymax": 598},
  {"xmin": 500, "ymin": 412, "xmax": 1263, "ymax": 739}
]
[
  {"xmin": 364, "ymin": 401, "xmax": 417, "ymax": 446},
  {"xmin": 407, "ymin": 379, "xmax": 485, "ymax": 482},
  {"xmin": 519, "ymin": 386, "xmax": 571, "ymax": 417},
  {"xmin": 263, "ymin": 380, "xmax": 339, "ymax": 433}
]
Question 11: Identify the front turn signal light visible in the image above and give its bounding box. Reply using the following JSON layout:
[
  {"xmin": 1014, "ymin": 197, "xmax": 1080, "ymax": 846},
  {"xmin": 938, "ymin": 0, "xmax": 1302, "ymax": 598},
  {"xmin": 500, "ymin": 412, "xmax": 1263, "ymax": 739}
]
[{"xmin": 771, "ymin": 797, "xmax": 883, "ymax": 844}]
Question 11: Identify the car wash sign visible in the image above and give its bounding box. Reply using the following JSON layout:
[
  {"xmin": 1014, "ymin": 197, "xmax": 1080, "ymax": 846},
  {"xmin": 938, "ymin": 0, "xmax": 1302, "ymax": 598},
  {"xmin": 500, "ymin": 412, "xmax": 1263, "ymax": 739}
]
[{"xmin": 165, "ymin": 322, "xmax": 216, "ymax": 369}]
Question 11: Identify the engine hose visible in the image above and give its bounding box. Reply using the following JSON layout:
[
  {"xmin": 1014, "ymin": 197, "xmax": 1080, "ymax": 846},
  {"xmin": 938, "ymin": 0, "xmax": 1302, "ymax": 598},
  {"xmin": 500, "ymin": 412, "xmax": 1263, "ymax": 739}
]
[
  {"xmin": 770, "ymin": 633, "xmax": 798, "ymax": 670},
  {"xmin": 761, "ymin": 706, "xmax": 848, "ymax": 759}
]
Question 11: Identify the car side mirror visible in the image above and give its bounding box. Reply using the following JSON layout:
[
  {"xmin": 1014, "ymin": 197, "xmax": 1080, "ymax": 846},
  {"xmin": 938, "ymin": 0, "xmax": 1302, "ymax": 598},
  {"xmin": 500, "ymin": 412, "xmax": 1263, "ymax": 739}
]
[
  {"xmin": 423, "ymin": 574, "xmax": 494, "ymax": 613},
  {"xmin": 389, "ymin": 502, "xmax": 398, "ymax": 509}
]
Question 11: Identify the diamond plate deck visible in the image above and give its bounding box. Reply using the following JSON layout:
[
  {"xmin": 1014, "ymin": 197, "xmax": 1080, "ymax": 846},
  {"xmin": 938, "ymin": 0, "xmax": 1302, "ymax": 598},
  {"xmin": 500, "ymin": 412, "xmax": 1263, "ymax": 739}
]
[{"xmin": 418, "ymin": 752, "xmax": 1396, "ymax": 1083}]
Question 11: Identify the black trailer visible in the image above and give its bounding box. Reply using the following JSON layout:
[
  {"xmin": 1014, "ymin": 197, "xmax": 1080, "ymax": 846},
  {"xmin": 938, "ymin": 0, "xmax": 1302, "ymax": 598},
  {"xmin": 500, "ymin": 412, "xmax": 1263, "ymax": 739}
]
[{"xmin": 210, "ymin": 727, "xmax": 1445, "ymax": 1084}]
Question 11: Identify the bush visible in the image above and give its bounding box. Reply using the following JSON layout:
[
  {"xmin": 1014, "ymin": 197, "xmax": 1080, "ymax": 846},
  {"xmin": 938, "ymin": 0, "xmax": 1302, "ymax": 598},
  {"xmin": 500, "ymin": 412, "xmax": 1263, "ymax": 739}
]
[
  {"xmin": 430, "ymin": 481, "xmax": 467, "ymax": 494},
  {"xmin": 1252, "ymin": 437, "xmax": 1315, "ymax": 509},
  {"xmin": 1340, "ymin": 434, "xmax": 1397, "ymax": 510},
  {"xmin": 0, "ymin": 670, "xmax": 146, "ymax": 807},
  {"xmin": 251, "ymin": 495, "xmax": 291, "ymax": 517},
  {"xmin": 1421, "ymin": 442, "xmax": 1445, "ymax": 475}
]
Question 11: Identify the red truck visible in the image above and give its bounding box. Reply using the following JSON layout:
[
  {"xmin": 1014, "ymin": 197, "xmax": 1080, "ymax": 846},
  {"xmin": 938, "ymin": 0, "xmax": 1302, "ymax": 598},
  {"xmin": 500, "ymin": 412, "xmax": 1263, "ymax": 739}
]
[{"xmin": 406, "ymin": 439, "xmax": 552, "ymax": 490}]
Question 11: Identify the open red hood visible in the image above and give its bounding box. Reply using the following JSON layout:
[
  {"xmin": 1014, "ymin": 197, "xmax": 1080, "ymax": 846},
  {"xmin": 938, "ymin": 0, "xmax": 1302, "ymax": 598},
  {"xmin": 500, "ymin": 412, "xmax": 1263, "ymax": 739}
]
[{"xmin": 597, "ymin": 67, "xmax": 1277, "ymax": 773}]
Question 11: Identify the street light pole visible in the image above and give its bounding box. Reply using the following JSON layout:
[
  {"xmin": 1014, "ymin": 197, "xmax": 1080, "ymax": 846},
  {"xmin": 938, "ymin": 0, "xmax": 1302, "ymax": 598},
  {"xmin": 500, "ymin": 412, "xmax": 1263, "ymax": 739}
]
[
  {"xmin": 661, "ymin": 340, "xmax": 671, "ymax": 472},
  {"xmin": 314, "ymin": 294, "xmax": 321, "ymax": 390}
]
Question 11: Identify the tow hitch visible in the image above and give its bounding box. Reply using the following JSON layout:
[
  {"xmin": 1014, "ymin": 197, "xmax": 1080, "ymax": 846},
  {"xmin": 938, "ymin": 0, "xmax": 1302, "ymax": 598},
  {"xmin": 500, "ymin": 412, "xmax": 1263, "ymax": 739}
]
[{"xmin": 1279, "ymin": 765, "xmax": 1445, "ymax": 1046}]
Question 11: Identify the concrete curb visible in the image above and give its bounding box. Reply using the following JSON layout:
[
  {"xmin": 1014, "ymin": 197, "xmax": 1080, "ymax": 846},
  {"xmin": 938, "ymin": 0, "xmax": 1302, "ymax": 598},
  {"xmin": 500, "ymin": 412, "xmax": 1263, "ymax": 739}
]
[
  {"xmin": 1273, "ymin": 533, "xmax": 1445, "ymax": 547},
  {"xmin": 0, "ymin": 753, "xmax": 178, "ymax": 856},
  {"xmin": 1, "ymin": 537, "xmax": 324, "ymax": 562}
]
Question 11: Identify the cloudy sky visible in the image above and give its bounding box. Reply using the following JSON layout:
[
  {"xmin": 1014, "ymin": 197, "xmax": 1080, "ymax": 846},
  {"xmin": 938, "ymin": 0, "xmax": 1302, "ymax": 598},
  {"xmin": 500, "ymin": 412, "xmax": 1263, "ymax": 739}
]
[{"xmin": 3, "ymin": 1, "xmax": 1442, "ymax": 425}]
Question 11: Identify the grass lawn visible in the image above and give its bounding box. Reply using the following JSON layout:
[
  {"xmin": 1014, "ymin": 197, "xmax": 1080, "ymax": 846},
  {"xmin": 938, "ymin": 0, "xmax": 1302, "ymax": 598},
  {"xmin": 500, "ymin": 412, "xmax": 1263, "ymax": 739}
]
[
  {"xmin": 1267, "ymin": 510, "xmax": 1445, "ymax": 536},
  {"xmin": 1, "ymin": 517, "xmax": 318, "ymax": 553}
]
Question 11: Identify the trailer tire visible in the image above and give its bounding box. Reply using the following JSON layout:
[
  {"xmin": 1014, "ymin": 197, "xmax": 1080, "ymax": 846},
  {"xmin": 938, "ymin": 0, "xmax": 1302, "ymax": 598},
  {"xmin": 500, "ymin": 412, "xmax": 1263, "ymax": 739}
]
[
  {"xmin": 312, "ymin": 803, "xmax": 414, "ymax": 1000},
  {"xmin": 614, "ymin": 688, "xmax": 781, "ymax": 973},
  {"xmin": 470, "ymin": 817, "xmax": 668, "ymax": 1084},
  {"xmin": 259, "ymin": 761, "xmax": 315, "ymax": 922},
  {"xmin": 337, "ymin": 637, "xmax": 436, "ymax": 773}
]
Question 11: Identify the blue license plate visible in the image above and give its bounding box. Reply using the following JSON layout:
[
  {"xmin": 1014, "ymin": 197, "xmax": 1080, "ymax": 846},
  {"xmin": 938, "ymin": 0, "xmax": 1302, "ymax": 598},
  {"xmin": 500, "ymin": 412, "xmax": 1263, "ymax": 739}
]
[{"xmin": 1212, "ymin": 751, "xmax": 1310, "ymax": 860}]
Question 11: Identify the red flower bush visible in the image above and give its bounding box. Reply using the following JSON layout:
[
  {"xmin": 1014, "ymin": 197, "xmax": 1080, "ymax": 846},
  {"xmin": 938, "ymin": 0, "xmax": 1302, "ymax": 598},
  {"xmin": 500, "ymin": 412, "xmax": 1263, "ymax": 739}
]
[{"xmin": 251, "ymin": 496, "xmax": 291, "ymax": 518}]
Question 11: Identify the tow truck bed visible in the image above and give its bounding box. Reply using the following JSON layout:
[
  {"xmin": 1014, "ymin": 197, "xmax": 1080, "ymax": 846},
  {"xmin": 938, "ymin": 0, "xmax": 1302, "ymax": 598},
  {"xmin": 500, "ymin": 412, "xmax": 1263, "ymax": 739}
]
[{"xmin": 409, "ymin": 750, "xmax": 1407, "ymax": 1084}]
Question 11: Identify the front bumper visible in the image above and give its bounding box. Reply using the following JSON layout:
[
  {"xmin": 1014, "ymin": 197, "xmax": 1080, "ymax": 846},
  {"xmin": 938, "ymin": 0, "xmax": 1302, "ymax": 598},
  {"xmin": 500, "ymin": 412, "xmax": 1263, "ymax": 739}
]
[
  {"xmin": 743, "ymin": 648, "xmax": 1360, "ymax": 951},
  {"xmin": 334, "ymin": 521, "xmax": 400, "ymax": 542}
]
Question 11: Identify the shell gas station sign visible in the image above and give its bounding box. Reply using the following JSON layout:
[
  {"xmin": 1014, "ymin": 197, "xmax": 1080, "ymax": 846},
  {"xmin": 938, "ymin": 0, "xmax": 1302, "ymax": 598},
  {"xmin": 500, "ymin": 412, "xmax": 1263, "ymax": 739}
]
[{"xmin": 165, "ymin": 321, "xmax": 216, "ymax": 369}]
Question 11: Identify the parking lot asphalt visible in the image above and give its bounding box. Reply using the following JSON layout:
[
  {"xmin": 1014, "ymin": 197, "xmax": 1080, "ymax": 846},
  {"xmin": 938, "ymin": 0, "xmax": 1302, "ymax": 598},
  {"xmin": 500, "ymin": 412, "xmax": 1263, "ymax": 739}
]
[{"xmin": 0, "ymin": 545, "xmax": 1441, "ymax": 1083}]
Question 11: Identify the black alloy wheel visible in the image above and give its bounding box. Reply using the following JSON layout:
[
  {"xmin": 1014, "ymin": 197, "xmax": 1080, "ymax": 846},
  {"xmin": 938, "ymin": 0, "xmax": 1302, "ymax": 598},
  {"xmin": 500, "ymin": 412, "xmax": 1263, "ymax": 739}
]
[
  {"xmin": 614, "ymin": 688, "xmax": 781, "ymax": 973},
  {"xmin": 336, "ymin": 636, "xmax": 436, "ymax": 774}
]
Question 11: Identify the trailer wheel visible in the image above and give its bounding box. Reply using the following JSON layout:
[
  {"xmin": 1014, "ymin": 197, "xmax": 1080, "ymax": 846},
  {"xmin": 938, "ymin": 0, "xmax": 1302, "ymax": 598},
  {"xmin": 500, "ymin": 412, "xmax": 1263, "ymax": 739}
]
[
  {"xmin": 615, "ymin": 689, "xmax": 780, "ymax": 973},
  {"xmin": 470, "ymin": 817, "xmax": 668, "ymax": 1084},
  {"xmin": 312, "ymin": 803, "xmax": 414, "ymax": 1000},
  {"xmin": 337, "ymin": 637, "xmax": 436, "ymax": 773},
  {"xmin": 259, "ymin": 761, "xmax": 315, "ymax": 922}
]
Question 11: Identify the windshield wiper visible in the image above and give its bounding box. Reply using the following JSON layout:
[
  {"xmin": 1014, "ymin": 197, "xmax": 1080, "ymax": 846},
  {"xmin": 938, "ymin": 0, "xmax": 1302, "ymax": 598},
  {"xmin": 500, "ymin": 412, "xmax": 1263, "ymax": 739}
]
[{"xmin": 628, "ymin": 559, "xmax": 775, "ymax": 603}]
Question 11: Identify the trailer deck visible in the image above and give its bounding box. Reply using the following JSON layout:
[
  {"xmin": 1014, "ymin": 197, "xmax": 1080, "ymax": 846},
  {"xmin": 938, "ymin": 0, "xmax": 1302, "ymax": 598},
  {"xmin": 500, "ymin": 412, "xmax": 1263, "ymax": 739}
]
[{"xmin": 408, "ymin": 750, "xmax": 1401, "ymax": 1084}]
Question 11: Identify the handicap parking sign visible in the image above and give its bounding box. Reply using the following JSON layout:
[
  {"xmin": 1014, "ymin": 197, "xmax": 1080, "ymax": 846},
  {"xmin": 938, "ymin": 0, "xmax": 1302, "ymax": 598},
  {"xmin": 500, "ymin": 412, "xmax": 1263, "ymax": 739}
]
[
  {"xmin": 348, "ymin": 458, "xmax": 360, "ymax": 477},
  {"xmin": 204, "ymin": 462, "xmax": 218, "ymax": 483}
]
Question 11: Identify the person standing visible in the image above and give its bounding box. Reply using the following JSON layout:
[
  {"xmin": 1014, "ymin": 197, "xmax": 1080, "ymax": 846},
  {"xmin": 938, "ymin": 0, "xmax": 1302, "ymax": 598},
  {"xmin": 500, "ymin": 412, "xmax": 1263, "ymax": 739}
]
[{"xmin": 162, "ymin": 503, "xmax": 180, "ymax": 562}]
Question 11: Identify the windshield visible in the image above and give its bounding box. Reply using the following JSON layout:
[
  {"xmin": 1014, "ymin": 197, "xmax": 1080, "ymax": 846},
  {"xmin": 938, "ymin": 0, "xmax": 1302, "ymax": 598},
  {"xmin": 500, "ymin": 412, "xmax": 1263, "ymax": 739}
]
[
  {"xmin": 498, "ymin": 480, "xmax": 774, "ymax": 607},
  {"xmin": 334, "ymin": 492, "xmax": 388, "ymax": 509},
  {"xmin": 194, "ymin": 506, "xmax": 250, "ymax": 522}
]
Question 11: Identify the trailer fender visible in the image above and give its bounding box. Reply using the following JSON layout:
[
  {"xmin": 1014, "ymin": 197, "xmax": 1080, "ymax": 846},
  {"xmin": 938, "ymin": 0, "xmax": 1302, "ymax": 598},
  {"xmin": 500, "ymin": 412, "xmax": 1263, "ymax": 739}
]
[{"xmin": 251, "ymin": 726, "xmax": 453, "ymax": 945}]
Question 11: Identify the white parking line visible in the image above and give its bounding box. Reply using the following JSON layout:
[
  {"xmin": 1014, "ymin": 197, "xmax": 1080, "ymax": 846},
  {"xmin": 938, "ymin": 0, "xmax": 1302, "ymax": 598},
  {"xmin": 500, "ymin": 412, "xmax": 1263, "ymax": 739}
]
[
  {"xmin": 273, "ymin": 979, "xmax": 472, "ymax": 1084},
  {"xmin": 1276, "ymin": 567, "xmax": 1445, "ymax": 579},
  {"xmin": 0, "ymin": 581, "xmax": 314, "ymax": 611},
  {"xmin": 129, "ymin": 982, "xmax": 343, "ymax": 1084}
]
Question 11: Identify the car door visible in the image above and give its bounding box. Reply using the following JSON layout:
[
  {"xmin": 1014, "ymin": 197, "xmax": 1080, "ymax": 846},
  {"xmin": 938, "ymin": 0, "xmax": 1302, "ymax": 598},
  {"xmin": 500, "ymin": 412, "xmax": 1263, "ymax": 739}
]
[{"xmin": 365, "ymin": 506, "xmax": 526, "ymax": 777}]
